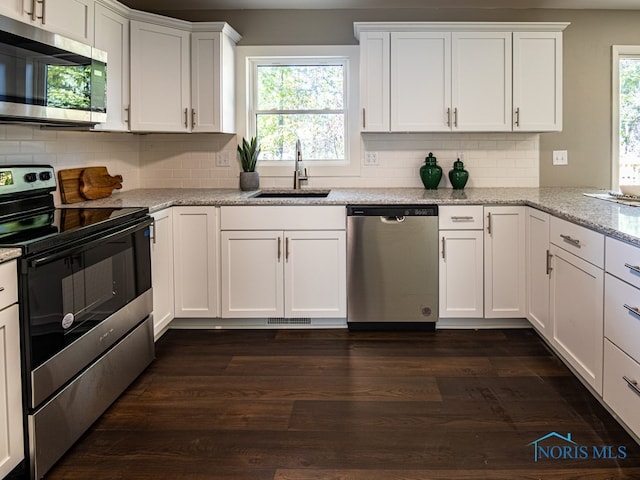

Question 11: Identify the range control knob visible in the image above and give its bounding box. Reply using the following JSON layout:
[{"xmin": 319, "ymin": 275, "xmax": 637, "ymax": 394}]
[
  {"xmin": 24, "ymin": 172, "xmax": 37, "ymax": 183},
  {"xmin": 39, "ymin": 171, "xmax": 52, "ymax": 181}
]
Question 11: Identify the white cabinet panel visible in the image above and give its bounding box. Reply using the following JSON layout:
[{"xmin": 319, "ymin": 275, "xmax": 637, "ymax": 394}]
[
  {"xmin": 130, "ymin": 20, "xmax": 190, "ymax": 132},
  {"xmin": 484, "ymin": 206, "xmax": 526, "ymax": 318},
  {"xmin": 93, "ymin": 3, "xmax": 129, "ymax": 131},
  {"xmin": 390, "ymin": 32, "xmax": 450, "ymax": 132},
  {"xmin": 550, "ymin": 244, "xmax": 604, "ymax": 394},
  {"xmin": 550, "ymin": 216, "xmax": 604, "ymax": 268},
  {"xmin": 150, "ymin": 209, "xmax": 174, "ymax": 339},
  {"xmin": 606, "ymin": 236, "xmax": 640, "ymax": 290},
  {"xmin": 173, "ymin": 207, "xmax": 219, "ymax": 317},
  {"xmin": 525, "ymin": 207, "xmax": 551, "ymax": 337},
  {"xmin": 604, "ymin": 339, "xmax": 640, "ymax": 438},
  {"xmin": 359, "ymin": 31, "xmax": 390, "ymax": 132},
  {"xmin": 513, "ymin": 32, "xmax": 562, "ymax": 131},
  {"xmin": 452, "ymin": 32, "xmax": 512, "ymax": 132},
  {"xmin": 605, "ymin": 273, "xmax": 640, "ymax": 365}
]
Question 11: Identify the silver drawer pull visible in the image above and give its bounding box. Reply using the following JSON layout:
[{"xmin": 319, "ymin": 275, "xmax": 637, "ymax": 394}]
[
  {"xmin": 624, "ymin": 304, "xmax": 640, "ymax": 318},
  {"xmin": 624, "ymin": 263, "xmax": 640, "ymax": 275},
  {"xmin": 623, "ymin": 376, "xmax": 640, "ymax": 397},
  {"xmin": 451, "ymin": 216, "xmax": 474, "ymax": 222},
  {"xmin": 560, "ymin": 234, "xmax": 581, "ymax": 248}
]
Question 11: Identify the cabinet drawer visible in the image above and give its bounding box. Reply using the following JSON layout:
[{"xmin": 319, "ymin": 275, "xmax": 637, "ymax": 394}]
[
  {"xmin": 604, "ymin": 339, "xmax": 640, "ymax": 438},
  {"xmin": 606, "ymin": 237, "xmax": 640, "ymax": 289},
  {"xmin": 0, "ymin": 260, "xmax": 17, "ymax": 311},
  {"xmin": 605, "ymin": 273, "xmax": 640, "ymax": 364},
  {"xmin": 550, "ymin": 216, "xmax": 604, "ymax": 268},
  {"xmin": 438, "ymin": 205, "xmax": 484, "ymax": 230},
  {"xmin": 220, "ymin": 206, "xmax": 345, "ymax": 231}
]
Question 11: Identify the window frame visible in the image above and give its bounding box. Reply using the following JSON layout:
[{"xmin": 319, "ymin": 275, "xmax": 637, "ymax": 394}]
[
  {"xmin": 237, "ymin": 45, "xmax": 361, "ymax": 178},
  {"xmin": 612, "ymin": 45, "xmax": 640, "ymax": 190}
]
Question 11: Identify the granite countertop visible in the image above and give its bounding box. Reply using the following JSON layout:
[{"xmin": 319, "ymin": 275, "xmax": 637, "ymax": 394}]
[{"xmin": 3, "ymin": 186, "xmax": 640, "ymax": 262}]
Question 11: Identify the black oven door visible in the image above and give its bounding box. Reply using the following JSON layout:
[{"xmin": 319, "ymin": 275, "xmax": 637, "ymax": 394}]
[{"xmin": 20, "ymin": 216, "xmax": 152, "ymax": 409}]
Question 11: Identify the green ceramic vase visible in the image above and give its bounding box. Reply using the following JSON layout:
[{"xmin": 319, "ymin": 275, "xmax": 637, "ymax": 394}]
[
  {"xmin": 419, "ymin": 152, "xmax": 442, "ymax": 190},
  {"xmin": 448, "ymin": 159, "xmax": 469, "ymax": 190}
]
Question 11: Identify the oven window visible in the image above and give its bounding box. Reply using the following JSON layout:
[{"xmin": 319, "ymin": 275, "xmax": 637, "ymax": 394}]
[{"xmin": 26, "ymin": 226, "xmax": 151, "ymax": 369}]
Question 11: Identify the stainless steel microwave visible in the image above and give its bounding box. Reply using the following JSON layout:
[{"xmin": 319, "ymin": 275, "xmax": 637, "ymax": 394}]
[{"xmin": 0, "ymin": 15, "xmax": 107, "ymax": 125}]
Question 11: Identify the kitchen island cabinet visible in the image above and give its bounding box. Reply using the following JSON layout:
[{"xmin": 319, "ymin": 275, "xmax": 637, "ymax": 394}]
[
  {"xmin": 0, "ymin": 260, "xmax": 23, "ymax": 478},
  {"xmin": 220, "ymin": 206, "xmax": 346, "ymax": 322}
]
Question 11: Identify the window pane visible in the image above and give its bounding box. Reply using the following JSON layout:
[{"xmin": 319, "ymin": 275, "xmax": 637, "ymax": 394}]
[
  {"xmin": 257, "ymin": 65, "xmax": 344, "ymax": 110},
  {"xmin": 620, "ymin": 57, "xmax": 640, "ymax": 184},
  {"xmin": 257, "ymin": 113, "xmax": 345, "ymax": 160}
]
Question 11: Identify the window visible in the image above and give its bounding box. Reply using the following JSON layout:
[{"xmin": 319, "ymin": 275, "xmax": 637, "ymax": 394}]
[
  {"xmin": 612, "ymin": 46, "xmax": 640, "ymax": 189},
  {"xmin": 238, "ymin": 45, "xmax": 360, "ymax": 177}
]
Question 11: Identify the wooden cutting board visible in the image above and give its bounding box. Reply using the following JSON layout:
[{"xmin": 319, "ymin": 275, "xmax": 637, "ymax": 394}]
[
  {"xmin": 80, "ymin": 167, "xmax": 123, "ymax": 200},
  {"xmin": 58, "ymin": 166, "xmax": 123, "ymax": 203}
]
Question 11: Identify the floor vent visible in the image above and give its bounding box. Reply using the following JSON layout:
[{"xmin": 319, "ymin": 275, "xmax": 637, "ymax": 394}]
[{"xmin": 267, "ymin": 317, "xmax": 312, "ymax": 326}]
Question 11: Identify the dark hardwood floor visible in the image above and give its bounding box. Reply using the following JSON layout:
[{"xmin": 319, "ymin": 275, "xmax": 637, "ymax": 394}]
[{"xmin": 46, "ymin": 328, "xmax": 640, "ymax": 479}]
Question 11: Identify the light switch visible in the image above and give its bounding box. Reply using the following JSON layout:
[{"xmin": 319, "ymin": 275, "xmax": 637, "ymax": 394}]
[{"xmin": 553, "ymin": 150, "xmax": 568, "ymax": 166}]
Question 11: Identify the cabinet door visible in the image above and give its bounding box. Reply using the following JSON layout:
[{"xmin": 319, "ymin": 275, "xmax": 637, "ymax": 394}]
[
  {"xmin": 220, "ymin": 230, "xmax": 284, "ymax": 318},
  {"xmin": 391, "ymin": 32, "xmax": 451, "ymax": 132},
  {"xmin": 360, "ymin": 31, "xmax": 390, "ymax": 132},
  {"xmin": 191, "ymin": 32, "xmax": 218, "ymax": 133},
  {"xmin": 93, "ymin": 3, "xmax": 129, "ymax": 132},
  {"xmin": 173, "ymin": 207, "xmax": 218, "ymax": 318},
  {"xmin": 0, "ymin": 304, "xmax": 24, "ymax": 478},
  {"xmin": 452, "ymin": 32, "xmax": 512, "ymax": 131},
  {"xmin": 550, "ymin": 244, "xmax": 604, "ymax": 394},
  {"xmin": 513, "ymin": 32, "xmax": 562, "ymax": 132},
  {"xmin": 150, "ymin": 209, "xmax": 174, "ymax": 339},
  {"xmin": 130, "ymin": 20, "xmax": 190, "ymax": 132},
  {"xmin": 37, "ymin": 0, "xmax": 93, "ymax": 43},
  {"xmin": 526, "ymin": 208, "xmax": 551, "ymax": 336},
  {"xmin": 0, "ymin": 0, "xmax": 23, "ymax": 20},
  {"xmin": 484, "ymin": 206, "xmax": 526, "ymax": 318},
  {"xmin": 439, "ymin": 230, "xmax": 484, "ymax": 318},
  {"xmin": 284, "ymin": 230, "xmax": 346, "ymax": 318}
]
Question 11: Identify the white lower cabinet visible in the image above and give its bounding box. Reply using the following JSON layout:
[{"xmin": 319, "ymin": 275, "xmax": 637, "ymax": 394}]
[
  {"xmin": 0, "ymin": 261, "xmax": 23, "ymax": 477},
  {"xmin": 525, "ymin": 207, "xmax": 551, "ymax": 337},
  {"xmin": 150, "ymin": 209, "xmax": 174, "ymax": 339},
  {"xmin": 173, "ymin": 206, "xmax": 219, "ymax": 318},
  {"xmin": 438, "ymin": 206, "xmax": 484, "ymax": 318},
  {"xmin": 220, "ymin": 206, "xmax": 346, "ymax": 320},
  {"xmin": 549, "ymin": 243, "xmax": 604, "ymax": 394},
  {"xmin": 484, "ymin": 206, "xmax": 526, "ymax": 318}
]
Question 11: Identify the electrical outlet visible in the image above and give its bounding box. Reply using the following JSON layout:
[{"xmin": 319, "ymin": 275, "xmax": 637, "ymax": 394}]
[
  {"xmin": 216, "ymin": 151, "xmax": 231, "ymax": 167},
  {"xmin": 364, "ymin": 151, "xmax": 379, "ymax": 166},
  {"xmin": 552, "ymin": 150, "xmax": 568, "ymax": 166}
]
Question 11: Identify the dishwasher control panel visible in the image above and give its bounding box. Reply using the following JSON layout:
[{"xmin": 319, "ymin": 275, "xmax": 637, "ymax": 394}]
[{"xmin": 347, "ymin": 205, "xmax": 438, "ymax": 217}]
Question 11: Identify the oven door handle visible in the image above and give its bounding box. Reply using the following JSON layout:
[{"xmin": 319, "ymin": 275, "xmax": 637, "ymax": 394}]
[{"xmin": 29, "ymin": 218, "xmax": 152, "ymax": 268}]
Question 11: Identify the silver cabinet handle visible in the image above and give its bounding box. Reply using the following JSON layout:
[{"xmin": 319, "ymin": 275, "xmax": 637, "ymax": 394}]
[
  {"xmin": 624, "ymin": 304, "xmax": 640, "ymax": 318},
  {"xmin": 26, "ymin": 0, "xmax": 36, "ymax": 20},
  {"xmin": 150, "ymin": 218, "xmax": 156, "ymax": 244},
  {"xmin": 362, "ymin": 108, "xmax": 366, "ymax": 129},
  {"xmin": 486, "ymin": 212, "xmax": 492, "ymax": 235},
  {"xmin": 453, "ymin": 107, "xmax": 458, "ymax": 127},
  {"xmin": 623, "ymin": 376, "xmax": 640, "ymax": 397},
  {"xmin": 446, "ymin": 108, "xmax": 451, "ymax": 127},
  {"xmin": 546, "ymin": 249, "xmax": 553, "ymax": 275},
  {"xmin": 277, "ymin": 237, "xmax": 282, "ymax": 262},
  {"xmin": 451, "ymin": 216, "xmax": 474, "ymax": 222},
  {"xmin": 192, "ymin": 109, "xmax": 196, "ymax": 128},
  {"xmin": 184, "ymin": 108, "xmax": 188, "ymax": 128},
  {"xmin": 285, "ymin": 237, "xmax": 290, "ymax": 261},
  {"xmin": 124, "ymin": 105, "xmax": 130, "ymax": 124},
  {"xmin": 624, "ymin": 263, "xmax": 640, "ymax": 275},
  {"xmin": 560, "ymin": 234, "xmax": 581, "ymax": 248},
  {"xmin": 36, "ymin": 0, "xmax": 45, "ymax": 23},
  {"xmin": 441, "ymin": 237, "xmax": 446, "ymax": 259},
  {"xmin": 514, "ymin": 107, "xmax": 520, "ymax": 127}
]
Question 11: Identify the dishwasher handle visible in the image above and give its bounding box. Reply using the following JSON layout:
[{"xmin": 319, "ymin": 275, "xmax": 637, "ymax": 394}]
[{"xmin": 380, "ymin": 216, "xmax": 405, "ymax": 224}]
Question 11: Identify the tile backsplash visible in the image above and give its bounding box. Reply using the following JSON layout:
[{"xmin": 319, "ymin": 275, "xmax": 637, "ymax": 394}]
[{"xmin": 0, "ymin": 125, "xmax": 540, "ymax": 198}]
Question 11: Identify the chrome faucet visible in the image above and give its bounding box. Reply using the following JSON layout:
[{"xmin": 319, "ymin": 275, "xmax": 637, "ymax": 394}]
[{"xmin": 293, "ymin": 138, "xmax": 308, "ymax": 189}]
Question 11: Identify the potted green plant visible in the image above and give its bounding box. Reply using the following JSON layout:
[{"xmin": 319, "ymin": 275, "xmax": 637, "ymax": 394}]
[{"xmin": 237, "ymin": 137, "xmax": 261, "ymax": 191}]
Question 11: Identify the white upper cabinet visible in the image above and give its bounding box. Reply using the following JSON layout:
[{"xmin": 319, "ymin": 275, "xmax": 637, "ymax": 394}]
[
  {"xmin": 93, "ymin": 3, "xmax": 129, "ymax": 131},
  {"xmin": 452, "ymin": 32, "xmax": 512, "ymax": 132},
  {"xmin": 391, "ymin": 32, "xmax": 450, "ymax": 132},
  {"xmin": 130, "ymin": 19, "xmax": 240, "ymax": 133},
  {"xmin": 130, "ymin": 20, "xmax": 191, "ymax": 132},
  {"xmin": 513, "ymin": 31, "xmax": 563, "ymax": 131},
  {"xmin": 355, "ymin": 22, "xmax": 568, "ymax": 133},
  {"xmin": 0, "ymin": 1, "xmax": 23, "ymax": 20},
  {"xmin": 359, "ymin": 31, "xmax": 390, "ymax": 132},
  {"xmin": 20, "ymin": 0, "xmax": 94, "ymax": 43}
]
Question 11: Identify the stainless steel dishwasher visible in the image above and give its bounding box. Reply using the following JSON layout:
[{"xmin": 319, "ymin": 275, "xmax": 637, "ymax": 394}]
[{"xmin": 346, "ymin": 205, "xmax": 439, "ymax": 330}]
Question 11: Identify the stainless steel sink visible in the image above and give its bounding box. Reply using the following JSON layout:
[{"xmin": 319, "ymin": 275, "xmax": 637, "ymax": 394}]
[{"xmin": 251, "ymin": 190, "xmax": 331, "ymax": 198}]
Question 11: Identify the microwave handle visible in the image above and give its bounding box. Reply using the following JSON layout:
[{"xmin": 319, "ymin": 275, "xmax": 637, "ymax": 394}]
[{"xmin": 28, "ymin": 218, "xmax": 151, "ymax": 269}]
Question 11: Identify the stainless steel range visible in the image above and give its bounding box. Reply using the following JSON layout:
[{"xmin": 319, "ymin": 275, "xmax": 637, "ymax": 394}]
[{"xmin": 0, "ymin": 165, "xmax": 154, "ymax": 479}]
